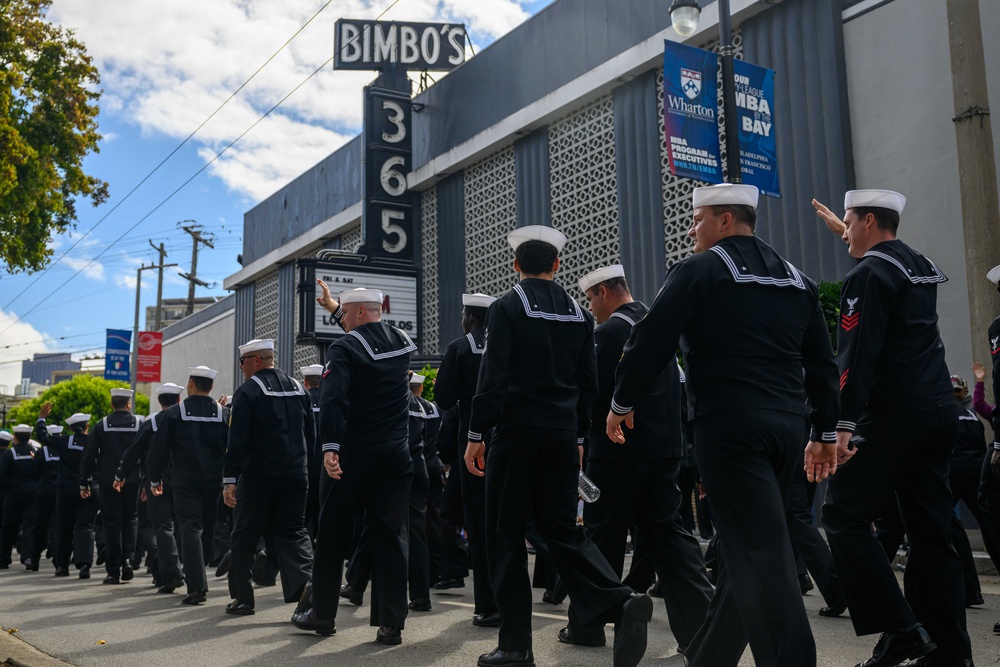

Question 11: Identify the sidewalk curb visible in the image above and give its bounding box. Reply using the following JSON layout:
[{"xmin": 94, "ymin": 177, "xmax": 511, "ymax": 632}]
[{"xmin": 0, "ymin": 628, "xmax": 74, "ymax": 667}]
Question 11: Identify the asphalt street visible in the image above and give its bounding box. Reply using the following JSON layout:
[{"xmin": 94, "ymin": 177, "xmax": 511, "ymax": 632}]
[{"xmin": 1, "ymin": 562, "xmax": 1000, "ymax": 666}]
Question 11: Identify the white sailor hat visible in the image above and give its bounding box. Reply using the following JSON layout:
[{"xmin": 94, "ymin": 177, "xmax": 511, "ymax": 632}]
[
  {"xmin": 188, "ymin": 366, "xmax": 219, "ymax": 380},
  {"xmin": 300, "ymin": 364, "xmax": 325, "ymax": 378},
  {"xmin": 47, "ymin": 425, "xmax": 64, "ymax": 435},
  {"xmin": 65, "ymin": 413, "xmax": 90, "ymax": 426},
  {"xmin": 157, "ymin": 382, "xmax": 185, "ymax": 395},
  {"xmin": 339, "ymin": 287, "xmax": 383, "ymax": 305},
  {"xmin": 692, "ymin": 183, "xmax": 759, "ymax": 209},
  {"xmin": 0, "ymin": 431, "xmax": 11, "ymax": 442},
  {"xmin": 110, "ymin": 388, "xmax": 133, "ymax": 399},
  {"xmin": 844, "ymin": 189, "xmax": 906, "ymax": 214},
  {"xmin": 579, "ymin": 265, "xmax": 626, "ymax": 293},
  {"xmin": 462, "ymin": 293, "xmax": 496, "ymax": 308},
  {"xmin": 987, "ymin": 265, "xmax": 1000, "ymax": 285},
  {"xmin": 507, "ymin": 225, "xmax": 567, "ymax": 253},
  {"xmin": 409, "ymin": 373, "xmax": 426, "ymax": 385},
  {"xmin": 12, "ymin": 424, "xmax": 32, "ymax": 434},
  {"xmin": 238, "ymin": 339, "xmax": 274, "ymax": 356}
]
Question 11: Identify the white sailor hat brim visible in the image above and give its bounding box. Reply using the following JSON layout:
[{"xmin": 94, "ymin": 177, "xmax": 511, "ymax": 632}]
[
  {"xmin": 188, "ymin": 366, "xmax": 219, "ymax": 380},
  {"xmin": 0, "ymin": 432, "xmax": 11, "ymax": 442},
  {"xmin": 462, "ymin": 293, "xmax": 496, "ymax": 308},
  {"xmin": 844, "ymin": 189, "xmax": 906, "ymax": 214},
  {"xmin": 410, "ymin": 374, "xmax": 426, "ymax": 384},
  {"xmin": 579, "ymin": 265, "xmax": 626, "ymax": 293},
  {"xmin": 987, "ymin": 265, "xmax": 1000, "ymax": 285},
  {"xmin": 65, "ymin": 413, "xmax": 91, "ymax": 426},
  {"xmin": 300, "ymin": 364, "xmax": 325, "ymax": 377},
  {"xmin": 238, "ymin": 339, "xmax": 274, "ymax": 356},
  {"xmin": 157, "ymin": 382, "xmax": 185, "ymax": 395},
  {"xmin": 47, "ymin": 425, "xmax": 64, "ymax": 435},
  {"xmin": 110, "ymin": 389, "xmax": 133, "ymax": 398},
  {"xmin": 340, "ymin": 288, "xmax": 384, "ymax": 305},
  {"xmin": 692, "ymin": 183, "xmax": 759, "ymax": 209},
  {"xmin": 12, "ymin": 424, "xmax": 32, "ymax": 434},
  {"xmin": 507, "ymin": 225, "xmax": 567, "ymax": 253}
]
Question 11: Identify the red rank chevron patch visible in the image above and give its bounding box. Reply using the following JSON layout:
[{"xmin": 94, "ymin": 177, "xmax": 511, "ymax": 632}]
[
  {"xmin": 840, "ymin": 369, "xmax": 850, "ymax": 390},
  {"xmin": 841, "ymin": 312, "xmax": 859, "ymax": 332}
]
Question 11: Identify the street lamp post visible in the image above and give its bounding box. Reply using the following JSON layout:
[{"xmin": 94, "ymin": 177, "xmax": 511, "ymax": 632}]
[{"xmin": 669, "ymin": 0, "xmax": 742, "ymax": 183}]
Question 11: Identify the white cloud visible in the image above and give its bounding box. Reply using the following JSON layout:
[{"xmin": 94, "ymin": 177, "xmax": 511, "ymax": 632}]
[
  {"xmin": 62, "ymin": 255, "xmax": 106, "ymax": 281},
  {"xmin": 0, "ymin": 311, "xmax": 51, "ymax": 395},
  {"xmin": 47, "ymin": 0, "xmax": 538, "ymax": 202}
]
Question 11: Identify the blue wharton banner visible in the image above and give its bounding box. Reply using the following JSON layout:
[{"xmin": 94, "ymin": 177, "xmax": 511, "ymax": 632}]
[
  {"xmin": 663, "ymin": 41, "xmax": 724, "ymax": 184},
  {"xmin": 733, "ymin": 59, "xmax": 781, "ymax": 198},
  {"xmin": 104, "ymin": 329, "xmax": 131, "ymax": 381}
]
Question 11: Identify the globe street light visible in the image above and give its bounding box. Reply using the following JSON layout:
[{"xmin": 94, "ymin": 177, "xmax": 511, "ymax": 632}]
[{"xmin": 668, "ymin": 0, "xmax": 742, "ymax": 183}]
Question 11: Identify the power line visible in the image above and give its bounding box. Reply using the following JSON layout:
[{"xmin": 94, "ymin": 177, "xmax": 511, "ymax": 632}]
[
  {"xmin": 0, "ymin": 0, "xmax": 343, "ymax": 314},
  {"xmin": 0, "ymin": 345, "xmax": 108, "ymax": 366},
  {"xmin": 1, "ymin": 331, "xmax": 108, "ymax": 349}
]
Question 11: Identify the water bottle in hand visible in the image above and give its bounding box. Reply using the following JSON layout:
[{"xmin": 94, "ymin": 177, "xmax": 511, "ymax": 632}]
[{"xmin": 578, "ymin": 470, "xmax": 601, "ymax": 503}]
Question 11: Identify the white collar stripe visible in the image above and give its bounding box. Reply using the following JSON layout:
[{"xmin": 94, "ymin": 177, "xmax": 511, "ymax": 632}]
[
  {"xmin": 250, "ymin": 374, "xmax": 306, "ymax": 397},
  {"xmin": 466, "ymin": 332, "xmax": 485, "ymax": 354},
  {"xmin": 512, "ymin": 284, "xmax": 585, "ymax": 322},
  {"xmin": 102, "ymin": 416, "xmax": 140, "ymax": 432},
  {"xmin": 863, "ymin": 250, "xmax": 947, "ymax": 284},
  {"xmin": 609, "ymin": 312, "xmax": 638, "ymax": 327},
  {"xmin": 347, "ymin": 329, "xmax": 417, "ymax": 360},
  {"xmin": 180, "ymin": 402, "xmax": 224, "ymax": 422},
  {"xmin": 710, "ymin": 247, "xmax": 806, "ymax": 290}
]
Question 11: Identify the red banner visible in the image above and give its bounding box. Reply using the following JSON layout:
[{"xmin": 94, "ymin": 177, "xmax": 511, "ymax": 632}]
[{"xmin": 136, "ymin": 331, "xmax": 162, "ymax": 383}]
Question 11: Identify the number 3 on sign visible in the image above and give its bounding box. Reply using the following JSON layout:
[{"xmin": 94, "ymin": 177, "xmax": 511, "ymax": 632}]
[{"xmin": 382, "ymin": 210, "xmax": 407, "ymax": 253}]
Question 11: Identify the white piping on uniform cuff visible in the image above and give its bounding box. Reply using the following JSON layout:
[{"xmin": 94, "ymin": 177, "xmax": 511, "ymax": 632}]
[
  {"xmin": 821, "ymin": 431, "xmax": 837, "ymax": 443},
  {"xmin": 577, "ymin": 437, "xmax": 585, "ymax": 445},
  {"xmin": 993, "ymin": 442, "xmax": 1000, "ymax": 451},
  {"xmin": 836, "ymin": 421, "xmax": 856, "ymax": 433},
  {"xmin": 610, "ymin": 398, "xmax": 632, "ymax": 416},
  {"xmin": 222, "ymin": 477, "xmax": 237, "ymax": 485},
  {"xmin": 321, "ymin": 443, "xmax": 341, "ymax": 452},
  {"xmin": 150, "ymin": 481, "xmax": 161, "ymax": 488},
  {"xmin": 333, "ymin": 306, "xmax": 344, "ymax": 321},
  {"xmin": 114, "ymin": 475, "xmax": 123, "ymax": 483},
  {"xmin": 468, "ymin": 430, "xmax": 483, "ymax": 443}
]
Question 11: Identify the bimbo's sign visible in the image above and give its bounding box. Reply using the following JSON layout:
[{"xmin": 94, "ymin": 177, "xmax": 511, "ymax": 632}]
[{"xmin": 335, "ymin": 20, "xmax": 466, "ymax": 71}]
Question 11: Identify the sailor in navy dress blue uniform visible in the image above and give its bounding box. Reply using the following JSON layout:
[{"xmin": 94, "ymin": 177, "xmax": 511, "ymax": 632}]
[
  {"xmin": 81, "ymin": 388, "xmax": 142, "ymax": 584},
  {"xmin": 223, "ymin": 339, "xmax": 315, "ymax": 616},
  {"xmin": 149, "ymin": 366, "xmax": 229, "ymax": 605},
  {"xmin": 562, "ymin": 264, "xmax": 712, "ymax": 651},
  {"xmin": 466, "ymin": 226, "xmax": 652, "ymax": 667},
  {"xmin": 28, "ymin": 424, "xmax": 64, "ymax": 571},
  {"xmin": 0, "ymin": 425, "xmax": 38, "ymax": 568},
  {"xmin": 34, "ymin": 410, "xmax": 98, "ymax": 578},
  {"xmin": 822, "ymin": 189, "xmax": 971, "ymax": 667},
  {"xmin": 609, "ymin": 184, "xmax": 839, "ymax": 667},
  {"xmin": 434, "ymin": 292, "xmax": 497, "ymax": 624},
  {"xmin": 292, "ymin": 286, "xmax": 415, "ymax": 644},
  {"xmin": 115, "ymin": 382, "xmax": 184, "ymax": 591}
]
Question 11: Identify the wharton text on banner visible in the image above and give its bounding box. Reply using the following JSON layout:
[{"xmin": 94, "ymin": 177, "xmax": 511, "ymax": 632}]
[{"xmin": 663, "ymin": 41, "xmax": 724, "ymax": 185}]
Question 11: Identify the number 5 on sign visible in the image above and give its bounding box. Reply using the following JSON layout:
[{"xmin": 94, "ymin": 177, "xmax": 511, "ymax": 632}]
[{"xmin": 382, "ymin": 210, "xmax": 408, "ymax": 253}]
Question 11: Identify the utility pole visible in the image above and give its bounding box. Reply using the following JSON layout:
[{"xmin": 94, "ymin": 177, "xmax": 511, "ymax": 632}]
[
  {"xmin": 149, "ymin": 240, "xmax": 168, "ymax": 331},
  {"xmin": 178, "ymin": 221, "xmax": 215, "ymax": 317},
  {"xmin": 947, "ymin": 0, "xmax": 1000, "ymax": 402},
  {"xmin": 130, "ymin": 258, "xmax": 177, "ymax": 402}
]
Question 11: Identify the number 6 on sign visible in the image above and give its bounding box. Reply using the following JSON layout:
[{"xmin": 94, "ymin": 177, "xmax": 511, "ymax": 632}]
[
  {"xmin": 380, "ymin": 156, "xmax": 407, "ymax": 197},
  {"xmin": 382, "ymin": 210, "xmax": 408, "ymax": 253}
]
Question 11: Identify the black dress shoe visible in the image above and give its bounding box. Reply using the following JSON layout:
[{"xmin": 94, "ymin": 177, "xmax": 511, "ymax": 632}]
[
  {"xmin": 799, "ymin": 574, "xmax": 814, "ymax": 595},
  {"xmin": 54, "ymin": 567, "xmax": 69, "ymax": 577},
  {"xmin": 96, "ymin": 548, "xmax": 106, "ymax": 566},
  {"xmin": 408, "ymin": 596, "xmax": 432, "ymax": 612},
  {"xmin": 214, "ymin": 550, "xmax": 232, "ymax": 578},
  {"xmin": 291, "ymin": 608, "xmax": 336, "ymax": 636},
  {"xmin": 182, "ymin": 590, "xmax": 208, "ymax": 605},
  {"xmin": 967, "ymin": 594, "xmax": 985, "ymax": 607},
  {"xmin": 856, "ymin": 626, "xmax": 935, "ymax": 667},
  {"xmin": 102, "ymin": 575, "xmax": 122, "ymax": 585},
  {"xmin": 432, "ymin": 578, "xmax": 465, "ymax": 590},
  {"xmin": 376, "ymin": 626, "xmax": 402, "ymax": 645},
  {"xmin": 613, "ymin": 593, "xmax": 653, "ymax": 667},
  {"xmin": 541, "ymin": 589, "xmax": 566, "ymax": 605},
  {"xmin": 994, "ymin": 621, "xmax": 1000, "ymax": 635},
  {"xmin": 340, "ymin": 584, "xmax": 363, "ymax": 606},
  {"xmin": 121, "ymin": 561, "xmax": 134, "ymax": 581},
  {"xmin": 225, "ymin": 601, "xmax": 255, "ymax": 616},
  {"xmin": 477, "ymin": 648, "xmax": 535, "ymax": 666},
  {"xmin": 647, "ymin": 581, "xmax": 663, "ymax": 598},
  {"xmin": 158, "ymin": 578, "xmax": 184, "ymax": 594},
  {"xmin": 28, "ymin": 561, "xmax": 38, "ymax": 572},
  {"xmin": 294, "ymin": 582, "xmax": 314, "ymax": 616},
  {"xmin": 79, "ymin": 565, "xmax": 90, "ymax": 580},
  {"xmin": 557, "ymin": 626, "xmax": 605, "ymax": 647},
  {"xmin": 818, "ymin": 601, "xmax": 848, "ymax": 617},
  {"xmin": 473, "ymin": 611, "xmax": 503, "ymax": 627}
]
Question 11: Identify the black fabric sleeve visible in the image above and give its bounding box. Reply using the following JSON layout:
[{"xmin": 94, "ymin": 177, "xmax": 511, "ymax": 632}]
[
  {"xmin": 575, "ymin": 317, "xmax": 599, "ymax": 443},
  {"xmin": 147, "ymin": 415, "xmax": 172, "ymax": 487},
  {"xmin": 613, "ymin": 259, "xmax": 704, "ymax": 414},
  {"xmin": 800, "ymin": 286, "xmax": 840, "ymax": 443},
  {"xmin": 30, "ymin": 449, "xmax": 44, "ymax": 482},
  {"xmin": 836, "ymin": 264, "xmax": 890, "ymax": 432},
  {"xmin": 117, "ymin": 420, "xmax": 153, "ymax": 482},
  {"xmin": 319, "ymin": 343, "xmax": 352, "ymax": 454},
  {"xmin": 434, "ymin": 341, "xmax": 462, "ymax": 411},
  {"xmin": 469, "ymin": 304, "xmax": 513, "ymax": 442},
  {"xmin": 302, "ymin": 390, "xmax": 316, "ymax": 458},
  {"xmin": 223, "ymin": 388, "xmax": 252, "ymax": 484},
  {"xmin": 80, "ymin": 423, "xmax": 102, "ymax": 488}
]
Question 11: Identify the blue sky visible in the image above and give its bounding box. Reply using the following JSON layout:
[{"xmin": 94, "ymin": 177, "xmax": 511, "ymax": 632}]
[{"xmin": 0, "ymin": 0, "xmax": 553, "ymax": 390}]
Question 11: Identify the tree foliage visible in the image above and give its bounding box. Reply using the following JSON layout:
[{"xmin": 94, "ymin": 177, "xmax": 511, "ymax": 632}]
[
  {"xmin": 6, "ymin": 374, "xmax": 149, "ymax": 428},
  {"xmin": 419, "ymin": 364, "xmax": 438, "ymax": 403},
  {"xmin": 0, "ymin": 0, "xmax": 108, "ymax": 273}
]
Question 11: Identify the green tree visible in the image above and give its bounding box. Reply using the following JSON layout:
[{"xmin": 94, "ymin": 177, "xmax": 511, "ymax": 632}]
[
  {"xmin": 6, "ymin": 374, "xmax": 149, "ymax": 428},
  {"xmin": 419, "ymin": 365, "xmax": 438, "ymax": 403},
  {"xmin": 818, "ymin": 281, "xmax": 842, "ymax": 354},
  {"xmin": 0, "ymin": 0, "xmax": 108, "ymax": 273}
]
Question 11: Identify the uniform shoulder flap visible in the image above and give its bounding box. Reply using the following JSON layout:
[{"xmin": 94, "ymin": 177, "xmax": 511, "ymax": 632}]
[
  {"xmin": 249, "ymin": 368, "xmax": 306, "ymax": 398},
  {"xmin": 709, "ymin": 236, "xmax": 806, "ymax": 290},
  {"xmin": 511, "ymin": 279, "xmax": 586, "ymax": 323},
  {"xmin": 862, "ymin": 240, "xmax": 947, "ymax": 285},
  {"xmin": 346, "ymin": 321, "xmax": 417, "ymax": 361}
]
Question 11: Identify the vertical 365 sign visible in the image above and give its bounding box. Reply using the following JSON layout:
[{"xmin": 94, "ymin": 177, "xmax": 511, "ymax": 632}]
[{"xmin": 364, "ymin": 84, "xmax": 414, "ymax": 260}]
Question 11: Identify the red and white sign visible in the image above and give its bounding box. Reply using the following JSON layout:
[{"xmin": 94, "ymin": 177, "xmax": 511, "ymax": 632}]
[{"xmin": 136, "ymin": 331, "xmax": 163, "ymax": 383}]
